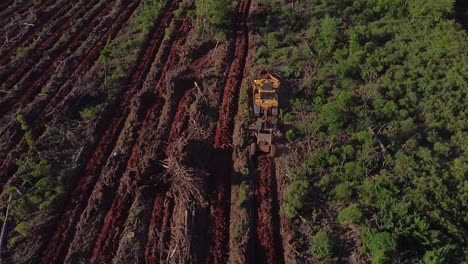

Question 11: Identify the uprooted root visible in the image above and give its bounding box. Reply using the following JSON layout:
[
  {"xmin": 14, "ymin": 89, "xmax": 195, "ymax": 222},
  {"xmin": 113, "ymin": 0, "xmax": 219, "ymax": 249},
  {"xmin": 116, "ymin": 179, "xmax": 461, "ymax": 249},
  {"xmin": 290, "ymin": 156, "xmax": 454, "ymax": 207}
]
[{"xmin": 161, "ymin": 137, "xmax": 206, "ymax": 206}]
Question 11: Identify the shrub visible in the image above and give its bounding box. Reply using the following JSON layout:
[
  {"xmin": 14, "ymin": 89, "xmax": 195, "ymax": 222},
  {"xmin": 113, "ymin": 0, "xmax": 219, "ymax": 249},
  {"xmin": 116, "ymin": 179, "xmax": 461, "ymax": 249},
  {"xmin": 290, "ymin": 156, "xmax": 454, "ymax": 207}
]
[
  {"xmin": 232, "ymin": 220, "xmax": 247, "ymax": 242},
  {"xmin": 79, "ymin": 104, "xmax": 102, "ymax": 121},
  {"xmin": 334, "ymin": 182, "xmax": 353, "ymax": 201},
  {"xmin": 320, "ymin": 101, "xmax": 344, "ymax": 132},
  {"xmin": 16, "ymin": 114, "xmax": 29, "ymax": 131},
  {"xmin": 15, "ymin": 46, "xmax": 32, "ymax": 60},
  {"xmin": 13, "ymin": 222, "xmax": 29, "ymax": 237},
  {"xmin": 285, "ymin": 129, "xmax": 298, "ymax": 142},
  {"xmin": 164, "ymin": 27, "xmax": 172, "ymax": 40},
  {"xmin": 256, "ymin": 45, "xmax": 269, "ymax": 61},
  {"xmin": 267, "ymin": 32, "xmax": 283, "ymax": 49},
  {"xmin": 356, "ymin": 131, "xmax": 372, "ymax": 143},
  {"xmin": 337, "ymin": 204, "xmax": 363, "ymax": 225},
  {"xmin": 360, "ymin": 228, "xmax": 395, "ymax": 264},
  {"xmin": 284, "ymin": 179, "xmax": 309, "ymax": 218},
  {"xmin": 284, "ymin": 35, "xmax": 294, "ymax": 46},
  {"xmin": 173, "ymin": 2, "xmax": 185, "ymax": 18},
  {"xmin": 311, "ymin": 229, "xmax": 334, "ymax": 259},
  {"xmin": 236, "ymin": 181, "xmax": 251, "ymax": 208}
]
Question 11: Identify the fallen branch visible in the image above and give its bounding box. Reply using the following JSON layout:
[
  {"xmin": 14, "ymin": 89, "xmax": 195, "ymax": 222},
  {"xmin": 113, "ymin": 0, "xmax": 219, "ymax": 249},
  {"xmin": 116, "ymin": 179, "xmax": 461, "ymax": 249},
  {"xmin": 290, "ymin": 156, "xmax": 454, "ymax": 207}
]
[
  {"xmin": 0, "ymin": 194, "xmax": 12, "ymax": 255},
  {"xmin": 194, "ymin": 81, "xmax": 207, "ymax": 102},
  {"xmin": 368, "ymin": 127, "xmax": 387, "ymax": 154}
]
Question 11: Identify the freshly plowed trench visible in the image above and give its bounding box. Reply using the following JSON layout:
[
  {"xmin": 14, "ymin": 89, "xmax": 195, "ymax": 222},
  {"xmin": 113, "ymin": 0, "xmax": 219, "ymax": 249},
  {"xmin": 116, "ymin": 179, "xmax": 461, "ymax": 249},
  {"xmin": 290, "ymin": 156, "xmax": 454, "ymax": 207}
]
[
  {"xmin": 208, "ymin": 0, "xmax": 251, "ymax": 262},
  {"xmin": 253, "ymin": 155, "xmax": 285, "ymax": 264},
  {"xmin": 38, "ymin": 1, "xmax": 181, "ymax": 263},
  {"xmin": 0, "ymin": 0, "xmax": 141, "ymax": 192}
]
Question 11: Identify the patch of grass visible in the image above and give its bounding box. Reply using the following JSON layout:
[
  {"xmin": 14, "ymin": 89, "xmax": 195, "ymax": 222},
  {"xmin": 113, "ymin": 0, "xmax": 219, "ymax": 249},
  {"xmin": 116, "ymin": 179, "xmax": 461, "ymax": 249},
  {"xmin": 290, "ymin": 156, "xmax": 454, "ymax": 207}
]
[
  {"xmin": 79, "ymin": 104, "xmax": 102, "ymax": 121},
  {"xmin": 236, "ymin": 181, "xmax": 251, "ymax": 208}
]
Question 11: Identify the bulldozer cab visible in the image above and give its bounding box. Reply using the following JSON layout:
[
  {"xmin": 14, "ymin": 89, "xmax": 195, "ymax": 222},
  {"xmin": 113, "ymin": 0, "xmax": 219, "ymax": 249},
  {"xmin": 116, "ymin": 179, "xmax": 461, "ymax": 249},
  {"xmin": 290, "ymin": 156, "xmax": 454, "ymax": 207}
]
[{"xmin": 253, "ymin": 72, "xmax": 280, "ymax": 117}]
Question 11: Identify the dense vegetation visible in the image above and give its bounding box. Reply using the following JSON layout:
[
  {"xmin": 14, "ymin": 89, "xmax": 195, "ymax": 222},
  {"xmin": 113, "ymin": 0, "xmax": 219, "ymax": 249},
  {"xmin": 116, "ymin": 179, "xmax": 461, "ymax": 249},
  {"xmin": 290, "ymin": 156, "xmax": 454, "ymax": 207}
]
[{"xmin": 256, "ymin": 0, "xmax": 467, "ymax": 262}]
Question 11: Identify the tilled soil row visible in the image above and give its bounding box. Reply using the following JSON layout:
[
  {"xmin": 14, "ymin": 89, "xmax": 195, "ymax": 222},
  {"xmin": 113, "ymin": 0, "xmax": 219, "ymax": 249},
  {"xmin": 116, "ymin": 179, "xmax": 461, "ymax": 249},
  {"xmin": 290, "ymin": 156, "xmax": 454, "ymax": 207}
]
[
  {"xmin": 0, "ymin": 0, "xmax": 112, "ymax": 116},
  {"xmin": 0, "ymin": 0, "xmax": 141, "ymax": 193},
  {"xmin": 253, "ymin": 155, "xmax": 285, "ymax": 264},
  {"xmin": 146, "ymin": 87, "xmax": 196, "ymax": 263},
  {"xmin": 0, "ymin": 0, "xmax": 67, "ymax": 68},
  {"xmin": 0, "ymin": 1, "xmax": 33, "ymax": 31},
  {"xmin": 38, "ymin": 1, "xmax": 181, "ymax": 263},
  {"xmin": 0, "ymin": 0, "xmax": 103, "ymax": 87},
  {"xmin": 0, "ymin": 0, "xmax": 72, "ymax": 67},
  {"xmin": 208, "ymin": 0, "xmax": 251, "ymax": 263},
  {"xmin": 88, "ymin": 19, "xmax": 192, "ymax": 264}
]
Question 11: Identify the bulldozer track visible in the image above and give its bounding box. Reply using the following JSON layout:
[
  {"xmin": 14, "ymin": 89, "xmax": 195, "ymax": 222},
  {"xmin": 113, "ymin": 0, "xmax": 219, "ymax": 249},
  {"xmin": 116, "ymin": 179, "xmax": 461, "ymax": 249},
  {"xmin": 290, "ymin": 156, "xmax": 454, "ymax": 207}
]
[
  {"xmin": 252, "ymin": 155, "xmax": 285, "ymax": 263},
  {"xmin": 38, "ymin": 1, "xmax": 182, "ymax": 263},
  {"xmin": 208, "ymin": 0, "xmax": 251, "ymax": 262}
]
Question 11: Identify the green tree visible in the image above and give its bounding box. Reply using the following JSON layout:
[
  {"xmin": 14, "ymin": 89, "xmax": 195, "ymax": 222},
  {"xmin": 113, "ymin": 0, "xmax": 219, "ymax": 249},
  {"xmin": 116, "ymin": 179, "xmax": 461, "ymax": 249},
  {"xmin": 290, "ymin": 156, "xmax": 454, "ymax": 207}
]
[
  {"xmin": 311, "ymin": 229, "xmax": 334, "ymax": 259},
  {"xmin": 360, "ymin": 228, "xmax": 395, "ymax": 264},
  {"xmin": 337, "ymin": 204, "xmax": 363, "ymax": 225},
  {"xmin": 195, "ymin": 0, "xmax": 232, "ymax": 37}
]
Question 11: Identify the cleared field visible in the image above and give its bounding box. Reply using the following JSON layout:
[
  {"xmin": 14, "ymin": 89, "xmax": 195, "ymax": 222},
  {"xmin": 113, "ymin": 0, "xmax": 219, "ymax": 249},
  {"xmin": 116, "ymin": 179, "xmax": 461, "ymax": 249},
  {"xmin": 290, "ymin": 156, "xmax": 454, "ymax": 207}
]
[{"xmin": 0, "ymin": 0, "xmax": 284, "ymax": 263}]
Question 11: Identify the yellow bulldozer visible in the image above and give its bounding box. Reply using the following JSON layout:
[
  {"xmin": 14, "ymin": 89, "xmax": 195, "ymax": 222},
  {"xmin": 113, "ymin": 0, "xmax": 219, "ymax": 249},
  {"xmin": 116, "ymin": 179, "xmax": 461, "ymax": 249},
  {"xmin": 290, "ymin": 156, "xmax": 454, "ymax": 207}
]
[
  {"xmin": 252, "ymin": 71, "xmax": 280, "ymax": 117},
  {"xmin": 249, "ymin": 71, "xmax": 281, "ymax": 157}
]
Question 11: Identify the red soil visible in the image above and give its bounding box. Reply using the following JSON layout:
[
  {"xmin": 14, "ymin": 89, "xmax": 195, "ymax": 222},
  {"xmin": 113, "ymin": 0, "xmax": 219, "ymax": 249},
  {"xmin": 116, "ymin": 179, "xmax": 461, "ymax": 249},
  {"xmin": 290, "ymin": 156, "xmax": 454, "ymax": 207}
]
[
  {"xmin": 86, "ymin": 16, "xmax": 193, "ymax": 264},
  {"xmin": 145, "ymin": 190, "xmax": 168, "ymax": 263},
  {"xmin": 254, "ymin": 156, "xmax": 284, "ymax": 264},
  {"xmin": 208, "ymin": 0, "xmax": 251, "ymax": 263},
  {"xmin": 39, "ymin": 1, "xmax": 181, "ymax": 263}
]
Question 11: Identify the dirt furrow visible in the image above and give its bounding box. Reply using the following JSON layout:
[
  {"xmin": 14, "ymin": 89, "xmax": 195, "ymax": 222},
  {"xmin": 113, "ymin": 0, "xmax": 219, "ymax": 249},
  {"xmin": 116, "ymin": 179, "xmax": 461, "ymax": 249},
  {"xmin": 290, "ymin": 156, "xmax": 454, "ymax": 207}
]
[
  {"xmin": 38, "ymin": 2, "xmax": 181, "ymax": 263},
  {"xmin": 145, "ymin": 87, "xmax": 196, "ymax": 263},
  {"xmin": 253, "ymin": 155, "xmax": 285, "ymax": 263},
  {"xmin": 145, "ymin": 190, "xmax": 168, "ymax": 263},
  {"xmin": 0, "ymin": 1, "xmax": 33, "ymax": 28},
  {"xmin": 0, "ymin": 0, "xmax": 140, "ymax": 192},
  {"xmin": 0, "ymin": 0, "xmax": 103, "ymax": 91},
  {"xmin": 2, "ymin": 0, "xmax": 116, "ymax": 116},
  {"xmin": 208, "ymin": 0, "xmax": 251, "ymax": 263},
  {"xmin": 90, "ymin": 19, "xmax": 192, "ymax": 264},
  {"xmin": 0, "ymin": 0, "xmax": 140, "ymax": 161},
  {"xmin": 0, "ymin": 0, "xmax": 73, "ymax": 67}
]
